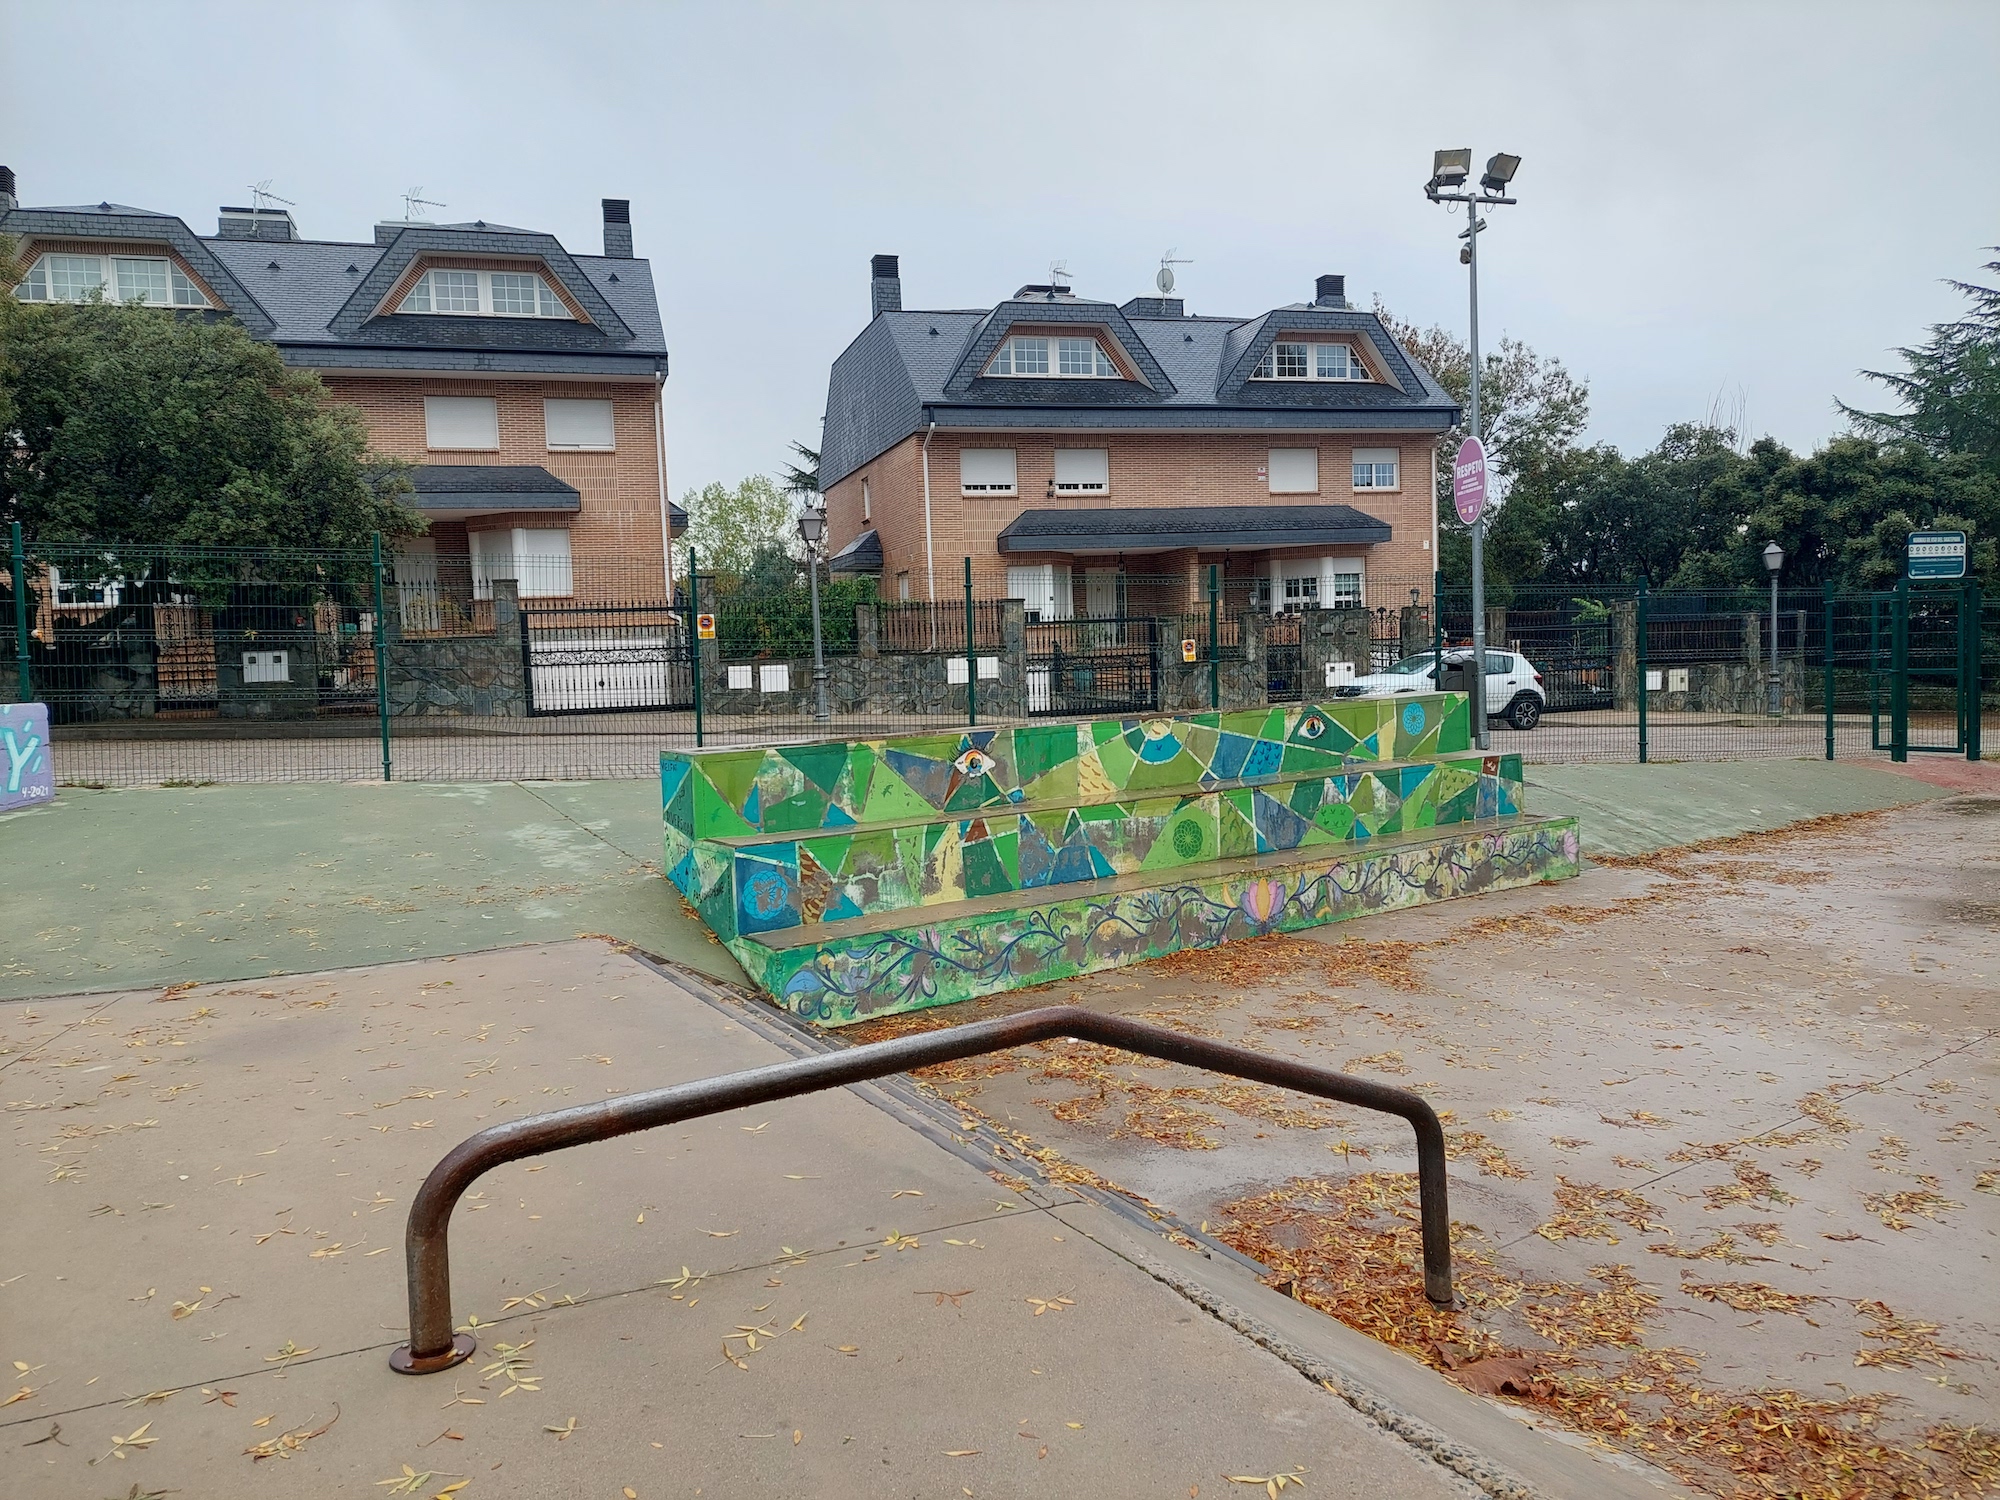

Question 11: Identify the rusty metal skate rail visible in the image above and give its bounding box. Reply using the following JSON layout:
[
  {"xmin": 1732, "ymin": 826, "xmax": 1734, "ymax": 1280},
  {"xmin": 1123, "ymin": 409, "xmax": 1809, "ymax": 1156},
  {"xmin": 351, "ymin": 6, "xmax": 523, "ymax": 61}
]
[{"xmin": 390, "ymin": 1004, "xmax": 1453, "ymax": 1373}]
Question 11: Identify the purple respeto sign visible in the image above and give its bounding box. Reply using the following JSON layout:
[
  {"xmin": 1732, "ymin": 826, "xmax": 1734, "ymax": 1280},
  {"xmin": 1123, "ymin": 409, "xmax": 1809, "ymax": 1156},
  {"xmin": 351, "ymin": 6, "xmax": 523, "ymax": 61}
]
[
  {"xmin": 1454, "ymin": 436, "xmax": 1489, "ymax": 526},
  {"xmin": 1, "ymin": 702, "xmax": 54, "ymax": 813}
]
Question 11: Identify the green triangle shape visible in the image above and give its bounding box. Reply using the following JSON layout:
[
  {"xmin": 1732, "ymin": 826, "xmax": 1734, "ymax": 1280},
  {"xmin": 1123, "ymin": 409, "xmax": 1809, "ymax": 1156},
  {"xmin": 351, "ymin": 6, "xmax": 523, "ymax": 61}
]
[
  {"xmin": 692, "ymin": 774, "xmax": 756, "ymax": 837},
  {"xmin": 860, "ymin": 765, "xmax": 935, "ymax": 823},
  {"xmin": 780, "ymin": 742, "xmax": 853, "ymax": 795},
  {"xmin": 700, "ymin": 750, "xmax": 767, "ymax": 817},
  {"xmin": 801, "ymin": 832, "xmax": 854, "ymax": 874}
]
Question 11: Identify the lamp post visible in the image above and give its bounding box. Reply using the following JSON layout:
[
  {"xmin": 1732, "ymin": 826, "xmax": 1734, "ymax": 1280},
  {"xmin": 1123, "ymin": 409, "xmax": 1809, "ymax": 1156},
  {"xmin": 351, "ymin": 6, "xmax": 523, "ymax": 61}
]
[
  {"xmin": 797, "ymin": 505, "xmax": 831, "ymax": 723},
  {"xmin": 1762, "ymin": 540, "xmax": 1784, "ymax": 718},
  {"xmin": 1426, "ymin": 148, "xmax": 1520, "ymax": 751}
]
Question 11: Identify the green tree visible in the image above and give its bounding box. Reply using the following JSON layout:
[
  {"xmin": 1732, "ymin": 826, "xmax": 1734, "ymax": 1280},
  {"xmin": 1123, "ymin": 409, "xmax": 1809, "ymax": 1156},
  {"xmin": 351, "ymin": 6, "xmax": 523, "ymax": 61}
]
[
  {"xmin": 1729, "ymin": 437, "xmax": 1997, "ymax": 591},
  {"xmin": 0, "ymin": 297, "xmax": 419, "ymax": 550},
  {"xmin": 778, "ymin": 442, "xmax": 821, "ymax": 500},
  {"xmin": 1377, "ymin": 303, "xmax": 1591, "ymax": 591},
  {"xmin": 1844, "ymin": 251, "xmax": 2000, "ymax": 476},
  {"xmin": 676, "ymin": 474, "xmax": 796, "ymax": 577}
]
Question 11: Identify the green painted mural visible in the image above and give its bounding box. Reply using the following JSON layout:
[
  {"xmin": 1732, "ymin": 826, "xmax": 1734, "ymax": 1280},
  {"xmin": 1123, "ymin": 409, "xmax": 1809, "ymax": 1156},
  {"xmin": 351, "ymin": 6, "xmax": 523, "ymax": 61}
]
[{"xmin": 661, "ymin": 696, "xmax": 1580, "ymax": 1026}]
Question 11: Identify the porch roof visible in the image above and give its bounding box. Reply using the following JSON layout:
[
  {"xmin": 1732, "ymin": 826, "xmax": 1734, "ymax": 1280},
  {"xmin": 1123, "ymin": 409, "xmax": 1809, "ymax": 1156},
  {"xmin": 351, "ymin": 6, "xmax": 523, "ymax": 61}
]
[
  {"xmin": 995, "ymin": 504, "xmax": 1391, "ymax": 555},
  {"xmin": 407, "ymin": 465, "xmax": 582, "ymax": 514}
]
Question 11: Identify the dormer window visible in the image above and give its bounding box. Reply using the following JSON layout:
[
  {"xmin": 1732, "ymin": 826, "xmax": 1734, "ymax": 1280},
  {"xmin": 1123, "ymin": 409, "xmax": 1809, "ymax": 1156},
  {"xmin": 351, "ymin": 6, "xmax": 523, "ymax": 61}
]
[
  {"xmin": 1252, "ymin": 341, "xmax": 1370, "ymax": 381},
  {"xmin": 400, "ymin": 268, "xmax": 568, "ymax": 319},
  {"xmin": 14, "ymin": 254, "xmax": 209, "ymax": 307},
  {"xmin": 987, "ymin": 335, "xmax": 1119, "ymax": 378}
]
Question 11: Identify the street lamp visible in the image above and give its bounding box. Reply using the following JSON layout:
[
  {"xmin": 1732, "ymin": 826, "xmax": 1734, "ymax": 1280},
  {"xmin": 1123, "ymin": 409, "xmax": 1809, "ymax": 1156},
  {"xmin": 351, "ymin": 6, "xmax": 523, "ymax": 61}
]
[
  {"xmin": 797, "ymin": 504, "xmax": 831, "ymax": 723},
  {"xmin": 1762, "ymin": 540, "xmax": 1784, "ymax": 718},
  {"xmin": 1426, "ymin": 148, "xmax": 1522, "ymax": 751}
]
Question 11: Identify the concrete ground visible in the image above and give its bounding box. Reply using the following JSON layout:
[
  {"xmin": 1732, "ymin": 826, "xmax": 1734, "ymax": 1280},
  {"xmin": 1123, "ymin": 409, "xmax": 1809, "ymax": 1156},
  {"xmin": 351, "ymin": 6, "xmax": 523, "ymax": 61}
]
[
  {"xmin": 847, "ymin": 793, "xmax": 2000, "ymax": 1498},
  {"xmin": 0, "ymin": 759, "xmax": 1954, "ymax": 1003},
  {"xmin": 0, "ymin": 942, "xmax": 1684, "ymax": 1500}
]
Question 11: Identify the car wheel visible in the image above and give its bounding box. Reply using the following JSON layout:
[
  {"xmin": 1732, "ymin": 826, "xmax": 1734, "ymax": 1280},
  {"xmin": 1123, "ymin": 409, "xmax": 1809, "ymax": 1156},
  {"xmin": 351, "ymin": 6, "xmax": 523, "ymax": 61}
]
[{"xmin": 1505, "ymin": 694, "xmax": 1541, "ymax": 731}]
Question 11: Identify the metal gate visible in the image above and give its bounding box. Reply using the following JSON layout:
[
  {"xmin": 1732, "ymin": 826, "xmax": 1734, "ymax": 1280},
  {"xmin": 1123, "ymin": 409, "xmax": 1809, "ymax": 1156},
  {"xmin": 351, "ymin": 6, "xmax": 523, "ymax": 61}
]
[
  {"xmin": 1026, "ymin": 617, "xmax": 1158, "ymax": 717},
  {"xmin": 1266, "ymin": 612, "xmax": 1303, "ymax": 703},
  {"xmin": 521, "ymin": 604, "xmax": 694, "ymax": 715},
  {"xmin": 1870, "ymin": 582, "xmax": 1985, "ymax": 758}
]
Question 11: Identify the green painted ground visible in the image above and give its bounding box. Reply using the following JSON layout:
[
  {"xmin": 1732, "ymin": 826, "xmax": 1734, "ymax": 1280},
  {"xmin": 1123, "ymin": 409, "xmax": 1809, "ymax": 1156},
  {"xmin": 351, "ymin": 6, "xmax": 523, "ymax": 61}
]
[
  {"xmin": 0, "ymin": 760, "xmax": 1953, "ymax": 1001},
  {"xmin": 0, "ymin": 779, "xmax": 747, "ymax": 1002},
  {"xmin": 1526, "ymin": 759, "xmax": 1949, "ymax": 856}
]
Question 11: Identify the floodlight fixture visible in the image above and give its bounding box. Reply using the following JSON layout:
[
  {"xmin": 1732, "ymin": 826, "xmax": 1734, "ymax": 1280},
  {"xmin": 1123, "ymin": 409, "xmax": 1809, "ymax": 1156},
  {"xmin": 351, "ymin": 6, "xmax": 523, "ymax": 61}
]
[
  {"xmin": 1762, "ymin": 540, "xmax": 1784, "ymax": 574},
  {"xmin": 1481, "ymin": 153, "xmax": 1521, "ymax": 195},
  {"xmin": 1429, "ymin": 148, "xmax": 1471, "ymax": 193}
]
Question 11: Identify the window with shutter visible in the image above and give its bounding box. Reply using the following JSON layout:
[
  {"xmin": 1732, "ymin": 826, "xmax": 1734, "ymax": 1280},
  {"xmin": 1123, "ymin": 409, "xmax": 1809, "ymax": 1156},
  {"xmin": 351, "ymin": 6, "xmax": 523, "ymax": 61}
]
[
  {"xmin": 1052, "ymin": 449, "xmax": 1109, "ymax": 494},
  {"xmin": 425, "ymin": 396, "xmax": 499, "ymax": 450},
  {"xmin": 1351, "ymin": 447, "xmax": 1400, "ymax": 490},
  {"xmin": 1267, "ymin": 448, "xmax": 1319, "ymax": 494},
  {"xmin": 544, "ymin": 398, "xmax": 615, "ymax": 450},
  {"xmin": 959, "ymin": 449, "xmax": 1018, "ymax": 495}
]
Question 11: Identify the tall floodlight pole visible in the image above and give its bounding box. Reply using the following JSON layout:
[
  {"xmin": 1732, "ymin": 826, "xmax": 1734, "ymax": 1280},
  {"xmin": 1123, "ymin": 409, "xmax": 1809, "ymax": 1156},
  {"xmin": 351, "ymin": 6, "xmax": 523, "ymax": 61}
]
[
  {"xmin": 797, "ymin": 505, "xmax": 831, "ymax": 723},
  {"xmin": 1426, "ymin": 149, "xmax": 1520, "ymax": 751}
]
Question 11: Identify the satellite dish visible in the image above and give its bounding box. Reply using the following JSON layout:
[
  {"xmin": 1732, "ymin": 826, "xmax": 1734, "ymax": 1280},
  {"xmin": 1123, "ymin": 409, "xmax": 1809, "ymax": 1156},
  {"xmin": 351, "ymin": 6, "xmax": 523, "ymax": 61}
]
[{"xmin": 1156, "ymin": 265, "xmax": 1175, "ymax": 295}]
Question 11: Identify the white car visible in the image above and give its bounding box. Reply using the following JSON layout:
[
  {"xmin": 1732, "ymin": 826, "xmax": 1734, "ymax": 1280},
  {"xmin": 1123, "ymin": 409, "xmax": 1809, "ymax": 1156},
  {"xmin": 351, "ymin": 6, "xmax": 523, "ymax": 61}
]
[{"xmin": 1339, "ymin": 649, "xmax": 1547, "ymax": 730}]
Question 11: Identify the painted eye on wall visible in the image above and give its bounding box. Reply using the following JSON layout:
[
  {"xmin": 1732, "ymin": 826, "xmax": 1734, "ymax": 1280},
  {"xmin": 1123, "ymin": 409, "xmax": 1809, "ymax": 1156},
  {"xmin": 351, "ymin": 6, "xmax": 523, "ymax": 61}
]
[
  {"xmin": 953, "ymin": 748, "xmax": 991, "ymax": 778},
  {"xmin": 1299, "ymin": 714, "xmax": 1326, "ymax": 740}
]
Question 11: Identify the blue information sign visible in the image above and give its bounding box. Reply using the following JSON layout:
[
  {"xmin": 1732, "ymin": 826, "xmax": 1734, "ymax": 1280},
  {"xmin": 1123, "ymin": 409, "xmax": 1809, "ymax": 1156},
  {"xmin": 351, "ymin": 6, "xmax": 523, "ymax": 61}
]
[{"xmin": 1907, "ymin": 530, "xmax": 1967, "ymax": 581}]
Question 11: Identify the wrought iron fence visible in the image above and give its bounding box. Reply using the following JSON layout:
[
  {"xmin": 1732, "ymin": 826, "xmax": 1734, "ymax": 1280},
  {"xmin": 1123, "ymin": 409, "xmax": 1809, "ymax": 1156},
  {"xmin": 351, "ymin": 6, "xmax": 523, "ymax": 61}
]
[{"xmin": 4, "ymin": 532, "xmax": 1987, "ymax": 786}]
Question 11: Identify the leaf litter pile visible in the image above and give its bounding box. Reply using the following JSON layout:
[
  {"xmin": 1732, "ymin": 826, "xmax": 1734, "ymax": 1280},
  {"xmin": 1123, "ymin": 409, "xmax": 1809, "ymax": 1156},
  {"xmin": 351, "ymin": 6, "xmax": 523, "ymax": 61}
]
[
  {"xmin": 843, "ymin": 816, "xmax": 2000, "ymax": 1499},
  {"xmin": 1214, "ymin": 1171, "xmax": 1998, "ymax": 1499}
]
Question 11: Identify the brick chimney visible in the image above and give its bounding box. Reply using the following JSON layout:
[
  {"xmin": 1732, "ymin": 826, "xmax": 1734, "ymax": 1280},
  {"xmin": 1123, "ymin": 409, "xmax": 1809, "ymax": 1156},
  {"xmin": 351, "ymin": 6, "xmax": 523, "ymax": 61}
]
[
  {"xmin": 601, "ymin": 199, "xmax": 633, "ymax": 258},
  {"xmin": 1314, "ymin": 274, "xmax": 1347, "ymax": 309},
  {"xmin": 871, "ymin": 254, "xmax": 902, "ymax": 318}
]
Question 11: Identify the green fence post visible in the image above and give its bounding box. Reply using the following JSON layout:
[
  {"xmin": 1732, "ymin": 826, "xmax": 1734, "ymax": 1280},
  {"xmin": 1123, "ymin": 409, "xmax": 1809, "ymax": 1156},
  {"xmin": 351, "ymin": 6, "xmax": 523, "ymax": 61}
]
[
  {"xmin": 1823, "ymin": 580, "xmax": 1836, "ymax": 760},
  {"xmin": 1966, "ymin": 578, "xmax": 1983, "ymax": 761},
  {"xmin": 10, "ymin": 521, "xmax": 30, "ymax": 705},
  {"xmin": 1635, "ymin": 579, "xmax": 1649, "ymax": 764},
  {"xmin": 371, "ymin": 533, "xmax": 391, "ymax": 782},
  {"xmin": 1207, "ymin": 565, "xmax": 1221, "ymax": 711},
  {"xmin": 964, "ymin": 557, "xmax": 977, "ymax": 728},
  {"xmin": 1890, "ymin": 577, "xmax": 1909, "ymax": 763},
  {"xmin": 688, "ymin": 550, "xmax": 705, "ymax": 748}
]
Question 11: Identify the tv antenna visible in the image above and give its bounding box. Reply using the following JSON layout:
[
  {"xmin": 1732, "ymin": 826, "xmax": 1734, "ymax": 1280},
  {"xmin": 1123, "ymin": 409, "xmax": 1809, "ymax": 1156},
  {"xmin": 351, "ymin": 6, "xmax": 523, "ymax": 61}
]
[
  {"xmin": 402, "ymin": 186, "xmax": 447, "ymax": 221},
  {"xmin": 247, "ymin": 179, "xmax": 296, "ymax": 217},
  {"xmin": 1048, "ymin": 259, "xmax": 1071, "ymax": 289},
  {"xmin": 1156, "ymin": 248, "xmax": 1192, "ymax": 296}
]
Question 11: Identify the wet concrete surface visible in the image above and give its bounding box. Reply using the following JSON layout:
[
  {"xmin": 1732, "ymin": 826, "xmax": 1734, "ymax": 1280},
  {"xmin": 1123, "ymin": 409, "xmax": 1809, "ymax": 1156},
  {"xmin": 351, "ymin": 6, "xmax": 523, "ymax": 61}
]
[{"xmin": 854, "ymin": 794, "xmax": 1999, "ymax": 1492}]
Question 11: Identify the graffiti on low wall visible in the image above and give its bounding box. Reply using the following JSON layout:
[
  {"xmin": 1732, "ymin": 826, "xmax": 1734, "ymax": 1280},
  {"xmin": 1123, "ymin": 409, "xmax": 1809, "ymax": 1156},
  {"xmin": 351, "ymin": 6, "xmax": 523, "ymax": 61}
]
[
  {"xmin": 743, "ymin": 818, "xmax": 1580, "ymax": 1026},
  {"xmin": 1, "ymin": 702, "xmax": 54, "ymax": 813}
]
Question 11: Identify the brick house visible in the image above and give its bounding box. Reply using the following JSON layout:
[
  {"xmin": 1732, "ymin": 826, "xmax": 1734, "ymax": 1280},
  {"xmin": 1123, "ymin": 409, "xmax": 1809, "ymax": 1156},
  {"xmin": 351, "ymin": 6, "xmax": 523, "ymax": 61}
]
[
  {"xmin": 820, "ymin": 256, "xmax": 1457, "ymax": 619},
  {"xmin": 0, "ymin": 166, "xmax": 679, "ymax": 607}
]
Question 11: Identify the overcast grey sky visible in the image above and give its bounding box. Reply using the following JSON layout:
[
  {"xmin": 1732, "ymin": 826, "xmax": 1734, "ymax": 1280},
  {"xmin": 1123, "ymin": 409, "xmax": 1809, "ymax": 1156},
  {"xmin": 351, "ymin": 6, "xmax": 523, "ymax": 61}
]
[{"xmin": 6, "ymin": 1, "xmax": 1997, "ymax": 498}]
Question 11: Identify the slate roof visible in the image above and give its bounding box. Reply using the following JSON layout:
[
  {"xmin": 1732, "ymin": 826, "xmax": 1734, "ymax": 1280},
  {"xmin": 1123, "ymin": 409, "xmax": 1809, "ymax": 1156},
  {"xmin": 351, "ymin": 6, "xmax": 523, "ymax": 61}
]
[
  {"xmin": 1, "ymin": 203, "xmax": 667, "ymax": 378},
  {"xmin": 996, "ymin": 504, "xmax": 1393, "ymax": 553},
  {"xmin": 407, "ymin": 466, "xmax": 582, "ymax": 511},
  {"xmin": 828, "ymin": 528, "xmax": 883, "ymax": 574},
  {"xmin": 820, "ymin": 291, "xmax": 1458, "ymax": 488}
]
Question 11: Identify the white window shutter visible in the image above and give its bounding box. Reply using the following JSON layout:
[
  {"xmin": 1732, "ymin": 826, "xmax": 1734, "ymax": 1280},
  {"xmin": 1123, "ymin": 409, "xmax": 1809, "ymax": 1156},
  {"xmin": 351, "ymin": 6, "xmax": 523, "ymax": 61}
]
[
  {"xmin": 544, "ymin": 398, "xmax": 615, "ymax": 450},
  {"xmin": 425, "ymin": 396, "xmax": 499, "ymax": 450},
  {"xmin": 1052, "ymin": 449, "xmax": 1108, "ymax": 490},
  {"xmin": 1267, "ymin": 448, "xmax": 1319, "ymax": 494},
  {"xmin": 960, "ymin": 449, "xmax": 1018, "ymax": 493}
]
